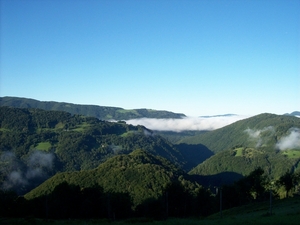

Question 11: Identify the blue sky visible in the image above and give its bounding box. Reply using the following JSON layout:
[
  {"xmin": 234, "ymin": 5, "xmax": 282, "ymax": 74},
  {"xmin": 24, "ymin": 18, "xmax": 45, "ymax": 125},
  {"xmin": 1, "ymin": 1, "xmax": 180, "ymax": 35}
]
[{"xmin": 1, "ymin": 0, "xmax": 299, "ymax": 116}]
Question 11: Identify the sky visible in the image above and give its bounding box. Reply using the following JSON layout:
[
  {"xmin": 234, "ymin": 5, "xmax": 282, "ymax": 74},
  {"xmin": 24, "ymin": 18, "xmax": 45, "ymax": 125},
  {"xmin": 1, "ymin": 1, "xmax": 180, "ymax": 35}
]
[{"xmin": 1, "ymin": 0, "xmax": 299, "ymax": 117}]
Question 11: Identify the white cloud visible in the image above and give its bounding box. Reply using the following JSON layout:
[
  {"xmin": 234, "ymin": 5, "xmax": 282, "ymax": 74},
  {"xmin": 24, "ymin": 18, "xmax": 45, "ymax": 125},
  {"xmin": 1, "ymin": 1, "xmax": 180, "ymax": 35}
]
[
  {"xmin": 276, "ymin": 128, "xmax": 300, "ymax": 150},
  {"xmin": 125, "ymin": 115, "xmax": 250, "ymax": 132},
  {"xmin": 244, "ymin": 128, "xmax": 261, "ymax": 139},
  {"xmin": 244, "ymin": 126, "xmax": 275, "ymax": 147}
]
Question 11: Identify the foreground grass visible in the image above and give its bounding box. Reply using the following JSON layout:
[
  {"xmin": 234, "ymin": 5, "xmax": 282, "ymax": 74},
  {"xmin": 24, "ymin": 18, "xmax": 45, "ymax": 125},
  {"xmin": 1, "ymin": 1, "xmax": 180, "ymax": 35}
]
[
  {"xmin": 208, "ymin": 195, "xmax": 300, "ymax": 225},
  {"xmin": 1, "ymin": 215, "xmax": 300, "ymax": 225},
  {"xmin": 2, "ymin": 196, "xmax": 300, "ymax": 225}
]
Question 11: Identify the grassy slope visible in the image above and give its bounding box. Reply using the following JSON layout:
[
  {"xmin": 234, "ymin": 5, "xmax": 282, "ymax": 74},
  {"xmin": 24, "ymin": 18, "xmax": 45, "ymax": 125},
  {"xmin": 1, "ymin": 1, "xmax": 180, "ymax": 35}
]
[
  {"xmin": 2, "ymin": 196, "xmax": 300, "ymax": 225},
  {"xmin": 207, "ymin": 195, "xmax": 300, "ymax": 225}
]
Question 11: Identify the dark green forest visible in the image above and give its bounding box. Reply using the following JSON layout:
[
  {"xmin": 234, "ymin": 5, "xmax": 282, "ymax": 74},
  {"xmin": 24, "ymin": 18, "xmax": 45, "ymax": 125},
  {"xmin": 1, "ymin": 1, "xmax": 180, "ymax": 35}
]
[
  {"xmin": 0, "ymin": 106, "xmax": 185, "ymax": 195},
  {"xmin": 179, "ymin": 113, "xmax": 300, "ymax": 185},
  {"xmin": 3, "ymin": 149, "xmax": 300, "ymax": 220},
  {"xmin": 1, "ymin": 103, "xmax": 300, "ymax": 221}
]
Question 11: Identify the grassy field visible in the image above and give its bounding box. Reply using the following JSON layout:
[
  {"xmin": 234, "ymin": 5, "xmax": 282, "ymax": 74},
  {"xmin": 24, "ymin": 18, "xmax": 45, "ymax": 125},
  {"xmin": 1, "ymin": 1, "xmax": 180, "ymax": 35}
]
[
  {"xmin": 0, "ymin": 128, "xmax": 10, "ymax": 132},
  {"xmin": 55, "ymin": 122, "xmax": 65, "ymax": 129},
  {"xmin": 282, "ymin": 150, "xmax": 300, "ymax": 159},
  {"xmin": 71, "ymin": 122, "xmax": 91, "ymax": 132},
  {"xmin": 2, "ymin": 196, "xmax": 300, "ymax": 225},
  {"xmin": 234, "ymin": 147, "xmax": 244, "ymax": 157},
  {"xmin": 120, "ymin": 131, "xmax": 136, "ymax": 137},
  {"xmin": 35, "ymin": 142, "xmax": 52, "ymax": 151},
  {"xmin": 116, "ymin": 109, "xmax": 140, "ymax": 116},
  {"xmin": 208, "ymin": 195, "xmax": 300, "ymax": 225}
]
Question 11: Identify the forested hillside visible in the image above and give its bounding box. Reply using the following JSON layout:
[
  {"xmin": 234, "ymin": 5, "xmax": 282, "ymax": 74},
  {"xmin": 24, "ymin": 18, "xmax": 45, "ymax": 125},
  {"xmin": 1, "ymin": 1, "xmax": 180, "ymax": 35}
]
[
  {"xmin": 0, "ymin": 106, "xmax": 185, "ymax": 194},
  {"xmin": 180, "ymin": 113, "xmax": 300, "ymax": 153},
  {"xmin": 3, "ymin": 150, "xmax": 217, "ymax": 219},
  {"xmin": 1, "ymin": 106, "xmax": 300, "ymax": 221},
  {"xmin": 24, "ymin": 150, "xmax": 197, "ymax": 207},
  {"xmin": 187, "ymin": 113, "xmax": 300, "ymax": 184},
  {"xmin": 1, "ymin": 107, "xmax": 300, "ymax": 194},
  {"xmin": 0, "ymin": 96, "xmax": 185, "ymax": 120},
  {"xmin": 189, "ymin": 147, "xmax": 299, "ymax": 180}
]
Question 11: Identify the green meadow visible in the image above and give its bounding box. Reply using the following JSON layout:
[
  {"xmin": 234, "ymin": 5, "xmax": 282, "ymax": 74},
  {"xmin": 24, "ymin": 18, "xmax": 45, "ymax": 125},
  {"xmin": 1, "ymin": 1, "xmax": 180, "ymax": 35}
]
[
  {"xmin": 282, "ymin": 150, "xmax": 300, "ymax": 159},
  {"xmin": 35, "ymin": 142, "xmax": 52, "ymax": 151},
  {"xmin": 234, "ymin": 147, "xmax": 244, "ymax": 157},
  {"xmin": 2, "ymin": 196, "xmax": 300, "ymax": 225},
  {"xmin": 71, "ymin": 122, "xmax": 91, "ymax": 132}
]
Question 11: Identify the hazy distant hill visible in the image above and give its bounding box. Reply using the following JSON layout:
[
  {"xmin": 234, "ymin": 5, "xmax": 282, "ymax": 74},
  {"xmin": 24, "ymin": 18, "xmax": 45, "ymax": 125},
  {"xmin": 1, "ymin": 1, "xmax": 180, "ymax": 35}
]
[
  {"xmin": 0, "ymin": 96, "xmax": 186, "ymax": 120},
  {"xmin": 285, "ymin": 111, "xmax": 300, "ymax": 117},
  {"xmin": 199, "ymin": 114, "xmax": 237, "ymax": 118}
]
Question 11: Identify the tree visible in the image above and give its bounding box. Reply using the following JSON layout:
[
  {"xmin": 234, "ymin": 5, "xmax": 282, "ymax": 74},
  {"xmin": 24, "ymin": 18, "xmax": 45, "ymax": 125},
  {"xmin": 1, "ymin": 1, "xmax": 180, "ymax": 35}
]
[
  {"xmin": 278, "ymin": 171, "xmax": 299, "ymax": 198},
  {"xmin": 163, "ymin": 181, "xmax": 191, "ymax": 218},
  {"xmin": 234, "ymin": 167, "xmax": 267, "ymax": 204},
  {"xmin": 49, "ymin": 182, "xmax": 81, "ymax": 219},
  {"xmin": 195, "ymin": 187, "xmax": 216, "ymax": 217}
]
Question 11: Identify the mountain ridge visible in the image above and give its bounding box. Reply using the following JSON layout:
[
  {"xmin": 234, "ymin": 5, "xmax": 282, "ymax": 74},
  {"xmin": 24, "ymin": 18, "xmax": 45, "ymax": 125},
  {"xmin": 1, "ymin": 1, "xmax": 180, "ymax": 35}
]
[
  {"xmin": 0, "ymin": 96, "xmax": 186, "ymax": 120},
  {"xmin": 199, "ymin": 114, "xmax": 237, "ymax": 118}
]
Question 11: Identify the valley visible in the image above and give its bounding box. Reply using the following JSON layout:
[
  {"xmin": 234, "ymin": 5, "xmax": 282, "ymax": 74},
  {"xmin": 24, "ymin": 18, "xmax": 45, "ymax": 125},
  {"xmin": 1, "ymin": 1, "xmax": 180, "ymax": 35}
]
[{"xmin": 0, "ymin": 97, "xmax": 300, "ymax": 222}]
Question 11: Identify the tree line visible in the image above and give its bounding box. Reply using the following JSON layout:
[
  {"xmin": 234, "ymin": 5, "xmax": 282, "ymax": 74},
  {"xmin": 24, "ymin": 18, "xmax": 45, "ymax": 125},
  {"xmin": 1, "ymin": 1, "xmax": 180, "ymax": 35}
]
[{"xmin": 1, "ymin": 168, "xmax": 299, "ymax": 220}]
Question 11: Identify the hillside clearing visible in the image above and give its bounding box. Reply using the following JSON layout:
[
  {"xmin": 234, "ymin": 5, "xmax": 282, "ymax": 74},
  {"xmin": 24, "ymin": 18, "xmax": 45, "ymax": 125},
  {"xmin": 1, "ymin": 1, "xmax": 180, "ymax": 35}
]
[
  {"xmin": 282, "ymin": 150, "xmax": 300, "ymax": 159},
  {"xmin": 35, "ymin": 142, "xmax": 52, "ymax": 151}
]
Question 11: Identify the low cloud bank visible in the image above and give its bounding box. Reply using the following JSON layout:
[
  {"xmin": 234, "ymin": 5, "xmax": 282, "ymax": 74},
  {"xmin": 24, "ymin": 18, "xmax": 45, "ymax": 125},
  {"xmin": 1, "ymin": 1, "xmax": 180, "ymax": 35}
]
[
  {"xmin": 276, "ymin": 128, "xmax": 300, "ymax": 150},
  {"xmin": 244, "ymin": 126, "xmax": 275, "ymax": 148},
  {"xmin": 125, "ymin": 115, "xmax": 250, "ymax": 132}
]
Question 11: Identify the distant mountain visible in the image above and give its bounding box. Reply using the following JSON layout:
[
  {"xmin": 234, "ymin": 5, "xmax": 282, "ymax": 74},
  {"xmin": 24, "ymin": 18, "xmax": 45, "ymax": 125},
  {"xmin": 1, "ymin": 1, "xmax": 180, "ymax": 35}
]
[
  {"xmin": 0, "ymin": 96, "xmax": 186, "ymax": 120},
  {"xmin": 285, "ymin": 111, "xmax": 300, "ymax": 117},
  {"xmin": 199, "ymin": 114, "xmax": 237, "ymax": 118}
]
